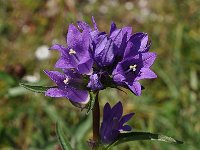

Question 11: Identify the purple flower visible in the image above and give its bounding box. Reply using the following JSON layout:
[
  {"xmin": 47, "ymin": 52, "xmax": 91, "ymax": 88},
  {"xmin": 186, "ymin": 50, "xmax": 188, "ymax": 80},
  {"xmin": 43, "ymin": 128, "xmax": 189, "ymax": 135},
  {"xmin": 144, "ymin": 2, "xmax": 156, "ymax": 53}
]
[
  {"xmin": 124, "ymin": 32, "xmax": 151, "ymax": 57},
  {"xmin": 93, "ymin": 34, "xmax": 115, "ymax": 67},
  {"xmin": 77, "ymin": 18, "xmax": 116, "ymax": 68},
  {"xmin": 92, "ymin": 22, "xmax": 132, "ymax": 67},
  {"xmin": 100, "ymin": 101, "xmax": 134, "ymax": 144},
  {"xmin": 109, "ymin": 22, "xmax": 132, "ymax": 57},
  {"xmin": 44, "ymin": 69, "xmax": 90, "ymax": 104},
  {"xmin": 112, "ymin": 52, "xmax": 157, "ymax": 96},
  {"xmin": 49, "ymin": 24, "xmax": 93, "ymax": 75}
]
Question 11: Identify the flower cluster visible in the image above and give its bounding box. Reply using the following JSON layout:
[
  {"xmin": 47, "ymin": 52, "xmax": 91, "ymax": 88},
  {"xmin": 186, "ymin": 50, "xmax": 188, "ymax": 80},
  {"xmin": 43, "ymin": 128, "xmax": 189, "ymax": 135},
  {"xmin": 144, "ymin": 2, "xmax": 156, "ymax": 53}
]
[
  {"xmin": 44, "ymin": 17, "xmax": 157, "ymax": 104},
  {"xmin": 100, "ymin": 101, "xmax": 134, "ymax": 144}
]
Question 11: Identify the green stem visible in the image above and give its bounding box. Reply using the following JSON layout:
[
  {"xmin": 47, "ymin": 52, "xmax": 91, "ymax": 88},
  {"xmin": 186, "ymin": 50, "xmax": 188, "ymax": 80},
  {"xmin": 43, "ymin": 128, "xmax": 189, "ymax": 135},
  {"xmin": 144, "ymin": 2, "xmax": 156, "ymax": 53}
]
[{"xmin": 92, "ymin": 91, "xmax": 100, "ymax": 148}]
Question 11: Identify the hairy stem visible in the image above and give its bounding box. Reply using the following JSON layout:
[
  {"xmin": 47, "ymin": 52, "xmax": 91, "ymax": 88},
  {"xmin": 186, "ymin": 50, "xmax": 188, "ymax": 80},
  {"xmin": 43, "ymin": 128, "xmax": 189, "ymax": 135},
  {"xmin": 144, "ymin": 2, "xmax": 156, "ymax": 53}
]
[{"xmin": 92, "ymin": 91, "xmax": 100, "ymax": 147}]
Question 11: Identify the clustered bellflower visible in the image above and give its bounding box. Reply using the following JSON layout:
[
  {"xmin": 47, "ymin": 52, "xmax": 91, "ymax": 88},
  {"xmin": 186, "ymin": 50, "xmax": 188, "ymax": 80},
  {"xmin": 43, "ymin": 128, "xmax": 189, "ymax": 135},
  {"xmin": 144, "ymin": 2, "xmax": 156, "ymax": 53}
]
[
  {"xmin": 20, "ymin": 16, "xmax": 183, "ymax": 149},
  {"xmin": 100, "ymin": 101, "xmax": 134, "ymax": 144},
  {"xmin": 45, "ymin": 17, "xmax": 157, "ymax": 104}
]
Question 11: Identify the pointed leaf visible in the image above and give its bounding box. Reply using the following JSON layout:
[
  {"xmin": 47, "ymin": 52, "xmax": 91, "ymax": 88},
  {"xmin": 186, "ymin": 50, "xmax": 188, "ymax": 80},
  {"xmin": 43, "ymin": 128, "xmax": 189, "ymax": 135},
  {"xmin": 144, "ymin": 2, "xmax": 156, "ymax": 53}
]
[
  {"xmin": 19, "ymin": 82, "xmax": 56, "ymax": 93},
  {"xmin": 106, "ymin": 132, "xmax": 183, "ymax": 149},
  {"xmin": 56, "ymin": 122, "xmax": 73, "ymax": 150}
]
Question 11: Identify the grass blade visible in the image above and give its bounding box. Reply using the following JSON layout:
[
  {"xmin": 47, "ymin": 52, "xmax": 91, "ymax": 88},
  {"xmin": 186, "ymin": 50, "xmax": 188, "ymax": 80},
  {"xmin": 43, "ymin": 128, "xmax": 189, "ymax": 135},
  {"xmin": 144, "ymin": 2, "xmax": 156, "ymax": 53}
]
[{"xmin": 56, "ymin": 122, "xmax": 73, "ymax": 150}]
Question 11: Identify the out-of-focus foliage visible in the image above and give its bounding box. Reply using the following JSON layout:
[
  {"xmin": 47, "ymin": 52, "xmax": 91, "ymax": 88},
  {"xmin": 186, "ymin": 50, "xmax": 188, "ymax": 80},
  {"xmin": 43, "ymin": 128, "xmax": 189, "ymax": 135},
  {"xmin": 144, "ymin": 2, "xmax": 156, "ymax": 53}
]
[{"xmin": 0, "ymin": 0, "xmax": 199, "ymax": 149}]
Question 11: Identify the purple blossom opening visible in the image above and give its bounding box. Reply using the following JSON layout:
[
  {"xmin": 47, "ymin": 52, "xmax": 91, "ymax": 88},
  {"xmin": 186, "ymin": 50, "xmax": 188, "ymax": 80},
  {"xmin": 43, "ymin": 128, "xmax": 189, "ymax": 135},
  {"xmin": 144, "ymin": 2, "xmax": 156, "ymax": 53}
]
[
  {"xmin": 44, "ymin": 69, "xmax": 90, "ymax": 104},
  {"xmin": 124, "ymin": 32, "xmax": 151, "ymax": 57},
  {"xmin": 49, "ymin": 24, "xmax": 93, "ymax": 75},
  {"xmin": 113, "ymin": 52, "xmax": 157, "ymax": 96},
  {"xmin": 100, "ymin": 101, "xmax": 134, "ymax": 144}
]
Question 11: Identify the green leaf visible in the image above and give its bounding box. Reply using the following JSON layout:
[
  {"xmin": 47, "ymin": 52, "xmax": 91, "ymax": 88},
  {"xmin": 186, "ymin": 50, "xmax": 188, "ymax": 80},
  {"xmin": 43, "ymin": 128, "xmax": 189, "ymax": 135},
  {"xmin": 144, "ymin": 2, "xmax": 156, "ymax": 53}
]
[
  {"xmin": 106, "ymin": 132, "xmax": 183, "ymax": 149},
  {"xmin": 86, "ymin": 92, "xmax": 96, "ymax": 115},
  {"xmin": 56, "ymin": 122, "xmax": 73, "ymax": 150},
  {"xmin": 19, "ymin": 82, "xmax": 56, "ymax": 93}
]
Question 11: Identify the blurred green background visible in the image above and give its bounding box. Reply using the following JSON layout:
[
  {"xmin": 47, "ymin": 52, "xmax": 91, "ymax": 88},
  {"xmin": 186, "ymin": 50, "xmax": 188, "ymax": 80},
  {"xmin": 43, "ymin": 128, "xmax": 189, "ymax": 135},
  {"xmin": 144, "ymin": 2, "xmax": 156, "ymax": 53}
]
[{"xmin": 0, "ymin": 0, "xmax": 200, "ymax": 149}]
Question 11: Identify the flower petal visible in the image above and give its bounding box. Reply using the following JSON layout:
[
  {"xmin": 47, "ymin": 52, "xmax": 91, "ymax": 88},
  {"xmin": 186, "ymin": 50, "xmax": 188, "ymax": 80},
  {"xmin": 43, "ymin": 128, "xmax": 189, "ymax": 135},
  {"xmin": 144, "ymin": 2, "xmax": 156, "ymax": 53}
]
[
  {"xmin": 49, "ymin": 44, "xmax": 65, "ymax": 51},
  {"xmin": 113, "ymin": 73, "xmax": 126, "ymax": 85},
  {"xmin": 49, "ymin": 44, "xmax": 77, "ymax": 68},
  {"xmin": 141, "ymin": 52, "xmax": 157, "ymax": 68},
  {"xmin": 45, "ymin": 88, "xmax": 68, "ymax": 97},
  {"xmin": 124, "ymin": 32, "xmax": 150, "ymax": 57},
  {"xmin": 111, "ymin": 101, "xmax": 123, "ymax": 119},
  {"xmin": 67, "ymin": 88, "xmax": 90, "ymax": 104},
  {"xmin": 45, "ymin": 87, "xmax": 90, "ymax": 104},
  {"xmin": 77, "ymin": 21, "xmax": 92, "ymax": 31},
  {"xmin": 92, "ymin": 16, "xmax": 98, "ymax": 31},
  {"xmin": 44, "ymin": 70, "xmax": 65, "ymax": 86},
  {"xmin": 110, "ymin": 27, "xmax": 132, "ymax": 45},
  {"xmin": 55, "ymin": 57, "xmax": 75, "ymax": 68},
  {"xmin": 100, "ymin": 127, "xmax": 119, "ymax": 144},
  {"xmin": 136, "ymin": 68, "xmax": 157, "ymax": 80},
  {"xmin": 112, "ymin": 62, "xmax": 126, "ymax": 83},
  {"xmin": 119, "ymin": 113, "xmax": 135, "ymax": 125},
  {"xmin": 70, "ymin": 29, "xmax": 90, "ymax": 57},
  {"xmin": 63, "ymin": 69, "xmax": 81, "ymax": 79},
  {"xmin": 103, "ymin": 103, "xmax": 112, "ymax": 122},
  {"xmin": 110, "ymin": 27, "xmax": 132, "ymax": 51},
  {"xmin": 127, "ymin": 81, "xmax": 142, "ymax": 96},
  {"xmin": 66, "ymin": 24, "xmax": 81, "ymax": 48},
  {"xmin": 109, "ymin": 22, "xmax": 117, "ymax": 35},
  {"xmin": 77, "ymin": 58, "xmax": 93, "ymax": 75},
  {"xmin": 121, "ymin": 125, "xmax": 132, "ymax": 131}
]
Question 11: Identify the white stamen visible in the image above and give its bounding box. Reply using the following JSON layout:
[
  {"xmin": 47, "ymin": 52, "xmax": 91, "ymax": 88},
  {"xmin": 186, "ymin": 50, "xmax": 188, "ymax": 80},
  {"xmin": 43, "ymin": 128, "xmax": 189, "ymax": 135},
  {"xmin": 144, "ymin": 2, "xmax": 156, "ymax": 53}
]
[
  {"xmin": 129, "ymin": 64, "xmax": 137, "ymax": 72},
  {"xmin": 69, "ymin": 49, "xmax": 76, "ymax": 55},
  {"xmin": 63, "ymin": 78, "xmax": 69, "ymax": 84}
]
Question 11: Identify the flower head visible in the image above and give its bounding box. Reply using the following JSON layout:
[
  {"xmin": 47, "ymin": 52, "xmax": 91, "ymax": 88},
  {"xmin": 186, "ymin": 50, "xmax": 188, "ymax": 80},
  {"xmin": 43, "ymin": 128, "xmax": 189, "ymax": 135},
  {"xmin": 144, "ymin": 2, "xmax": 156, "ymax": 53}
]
[
  {"xmin": 45, "ymin": 17, "xmax": 157, "ymax": 105},
  {"xmin": 100, "ymin": 101, "xmax": 134, "ymax": 144}
]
